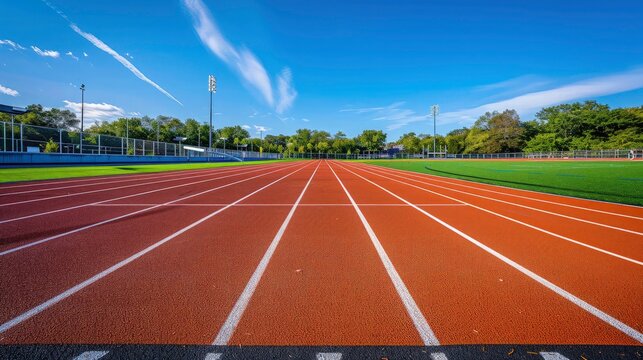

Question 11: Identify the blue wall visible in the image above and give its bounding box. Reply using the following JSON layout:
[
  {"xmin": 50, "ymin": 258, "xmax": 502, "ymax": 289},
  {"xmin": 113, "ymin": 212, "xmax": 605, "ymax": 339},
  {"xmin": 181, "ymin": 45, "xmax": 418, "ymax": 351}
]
[{"xmin": 0, "ymin": 152, "xmax": 255, "ymax": 165}]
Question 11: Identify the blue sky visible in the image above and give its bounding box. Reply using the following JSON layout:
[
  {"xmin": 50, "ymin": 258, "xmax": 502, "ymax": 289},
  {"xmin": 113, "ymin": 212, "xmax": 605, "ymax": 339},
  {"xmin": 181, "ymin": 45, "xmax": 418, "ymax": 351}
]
[{"xmin": 1, "ymin": 0, "xmax": 642, "ymax": 140}]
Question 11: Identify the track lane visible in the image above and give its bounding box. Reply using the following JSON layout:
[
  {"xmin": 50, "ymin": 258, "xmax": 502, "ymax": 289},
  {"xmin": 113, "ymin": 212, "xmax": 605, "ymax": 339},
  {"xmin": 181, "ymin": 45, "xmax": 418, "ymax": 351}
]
[
  {"xmin": 353, "ymin": 163, "xmax": 643, "ymax": 262},
  {"xmin": 0, "ymin": 162, "xmax": 310, "ymax": 328},
  {"xmin": 0, "ymin": 162, "xmax": 315, "ymax": 344},
  {"xmin": 228, "ymin": 161, "xmax": 422, "ymax": 345},
  {"xmin": 0, "ymin": 163, "xmax": 301, "ymax": 253},
  {"xmin": 331, "ymin": 161, "xmax": 640, "ymax": 345},
  {"xmin": 358, "ymin": 162, "xmax": 643, "ymax": 219},
  {"xmin": 0, "ymin": 162, "xmax": 296, "ymax": 220}
]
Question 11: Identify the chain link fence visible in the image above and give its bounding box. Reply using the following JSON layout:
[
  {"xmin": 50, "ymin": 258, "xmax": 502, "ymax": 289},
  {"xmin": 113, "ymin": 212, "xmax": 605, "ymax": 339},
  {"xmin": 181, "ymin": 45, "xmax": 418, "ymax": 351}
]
[{"xmin": 0, "ymin": 121, "xmax": 281, "ymax": 160}]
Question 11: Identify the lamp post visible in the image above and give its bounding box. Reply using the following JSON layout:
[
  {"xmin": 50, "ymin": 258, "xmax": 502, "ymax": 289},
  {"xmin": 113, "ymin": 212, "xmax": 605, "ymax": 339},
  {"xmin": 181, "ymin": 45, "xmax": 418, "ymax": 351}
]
[
  {"xmin": 198, "ymin": 125, "xmax": 201, "ymax": 147},
  {"xmin": 208, "ymin": 75, "xmax": 216, "ymax": 150},
  {"xmin": 80, "ymin": 84, "xmax": 85, "ymax": 153},
  {"xmin": 125, "ymin": 117, "xmax": 129, "ymax": 154},
  {"xmin": 430, "ymin": 104, "xmax": 439, "ymax": 158},
  {"xmin": 220, "ymin": 137, "xmax": 227, "ymax": 151}
]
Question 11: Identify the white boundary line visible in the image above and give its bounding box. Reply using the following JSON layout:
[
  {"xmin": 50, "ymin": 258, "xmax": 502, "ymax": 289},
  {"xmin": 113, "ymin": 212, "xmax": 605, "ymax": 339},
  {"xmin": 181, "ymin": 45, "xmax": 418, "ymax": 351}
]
[
  {"xmin": 362, "ymin": 163, "xmax": 643, "ymax": 221},
  {"xmin": 360, "ymin": 162, "xmax": 643, "ymax": 210},
  {"xmin": 355, "ymin": 164, "xmax": 643, "ymax": 236},
  {"xmin": 0, "ymin": 162, "xmax": 312, "ymax": 335},
  {"xmin": 212, "ymin": 161, "xmax": 321, "ymax": 345},
  {"xmin": 342, "ymin": 162, "xmax": 642, "ymax": 266},
  {"xmin": 328, "ymin": 161, "xmax": 439, "ymax": 346},
  {"xmin": 0, "ymin": 162, "xmax": 290, "ymax": 207},
  {"xmin": 0, "ymin": 162, "xmax": 304, "ymax": 256},
  {"xmin": 336, "ymin": 162, "xmax": 643, "ymax": 343},
  {"xmin": 0, "ymin": 162, "xmax": 295, "ymax": 224}
]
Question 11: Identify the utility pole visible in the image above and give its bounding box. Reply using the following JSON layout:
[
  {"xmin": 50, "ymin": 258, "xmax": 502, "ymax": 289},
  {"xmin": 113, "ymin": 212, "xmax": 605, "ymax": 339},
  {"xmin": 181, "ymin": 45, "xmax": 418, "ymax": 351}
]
[
  {"xmin": 431, "ymin": 104, "xmax": 439, "ymax": 159},
  {"xmin": 208, "ymin": 75, "xmax": 216, "ymax": 150},
  {"xmin": 80, "ymin": 84, "xmax": 85, "ymax": 153}
]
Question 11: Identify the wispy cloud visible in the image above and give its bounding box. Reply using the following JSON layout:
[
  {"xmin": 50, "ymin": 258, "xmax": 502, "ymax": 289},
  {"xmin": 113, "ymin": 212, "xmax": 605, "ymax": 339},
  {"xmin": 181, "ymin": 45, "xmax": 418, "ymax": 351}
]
[
  {"xmin": 351, "ymin": 67, "xmax": 643, "ymax": 131},
  {"xmin": 31, "ymin": 46, "xmax": 60, "ymax": 58},
  {"xmin": 253, "ymin": 125, "xmax": 269, "ymax": 134},
  {"xmin": 183, "ymin": 0, "xmax": 296, "ymax": 112},
  {"xmin": 125, "ymin": 52, "xmax": 134, "ymax": 59},
  {"xmin": 302, "ymin": 118, "xmax": 310, "ymax": 122},
  {"xmin": 83, "ymin": 51, "xmax": 88, "ymax": 57},
  {"xmin": 41, "ymin": 0, "xmax": 182, "ymax": 106},
  {"xmin": 241, "ymin": 124, "xmax": 251, "ymax": 130},
  {"xmin": 65, "ymin": 51, "xmax": 79, "ymax": 61},
  {"xmin": 341, "ymin": 102, "xmax": 427, "ymax": 131},
  {"xmin": 0, "ymin": 84, "xmax": 19, "ymax": 97},
  {"xmin": 63, "ymin": 100, "xmax": 125, "ymax": 125},
  {"xmin": 440, "ymin": 66, "xmax": 643, "ymax": 125},
  {"xmin": 276, "ymin": 67, "xmax": 297, "ymax": 113},
  {"xmin": 0, "ymin": 39, "xmax": 25, "ymax": 50}
]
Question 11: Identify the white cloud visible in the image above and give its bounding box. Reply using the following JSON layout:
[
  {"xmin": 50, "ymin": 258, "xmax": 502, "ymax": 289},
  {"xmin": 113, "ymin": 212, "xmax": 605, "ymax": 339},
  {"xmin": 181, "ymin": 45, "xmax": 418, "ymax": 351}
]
[
  {"xmin": 350, "ymin": 67, "xmax": 643, "ymax": 131},
  {"xmin": 302, "ymin": 118, "xmax": 310, "ymax": 122},
  {"xmin": 341, "ymin": 102, "xmax": 427, "ymax": 131},
  {"xmin": 83, "ymin": 51, "xmax": 88, "ymax": 57},
  {"xmin": 440, "ymin": 66, "xmax": 643, "ymax": 125},
  {"xmin": 39, "ymin": 0, "xmax": 181, "ymax": 106},
  {"xmin": 68, "ymin": 24, "xmax": 182, "ymax": 106},
  {"xmin": 63, "ymin": 100, "xmax": 125, "ymax": 125},
  {"xmin": 0, "ymin": 39, "xmax": 25, "ymax": 50},
  {"xmin": 66, "ymin": 51, "xmax": 79, "ymax": 61},
  {"xmin": 276, "ymin": 67, "xmax": 297, "ymax": 114},
  {"xmin": 0, "ymin": 84, "xmax": 19, "ymax": 97},
  {"xmin": 241, "ymin": 124, "xmax": 251, "ymax": 129},
  {"xmin": 254, "ymin": 125, "xmax": 269, "ymax": 133},
  {"xmin": 183, "ymin": 0, "xmax": 297, "ymax": 112},
  {"xmin": 129, "ymin": 111, "xmax": 141, "ymax": 116},
  {"xmin": 31, "ymin": 46, "xmax": 60, "ymax": 58},
  {"xmin": 125, "ymin": 52, "xmax": 134, "ymax": 59}
]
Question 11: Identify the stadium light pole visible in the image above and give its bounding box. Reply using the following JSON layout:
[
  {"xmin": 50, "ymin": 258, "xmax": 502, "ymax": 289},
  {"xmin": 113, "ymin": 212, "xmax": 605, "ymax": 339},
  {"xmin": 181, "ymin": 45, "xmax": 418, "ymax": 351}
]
[
  {"xmin": 198, "ymin": 125, "xmax": 201, "ymax": 147},
  {"xmin": 220, "ymin": 136, "xmax": 226, "ymax": 151},
  {"xmin": 80, "ymin": 84, "xmax": 85, "ymax": 153},
  {"xmin": 431, "ymin": 104, "xmax": 439, "ymax": 158},
  {"xmin": 208, "ymin": 75, "xmax": 216, "ymax": 150}
]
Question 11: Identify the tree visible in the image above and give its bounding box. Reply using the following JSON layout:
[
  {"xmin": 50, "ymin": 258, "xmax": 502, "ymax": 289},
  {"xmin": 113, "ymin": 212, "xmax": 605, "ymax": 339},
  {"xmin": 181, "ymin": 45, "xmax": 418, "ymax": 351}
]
[
  {"xmin": 356, "ymin": 130, "xmax": 386, "ymax": 152},
  {"xmin": 487, "ymin": 109, "xmax": 524, "ymax": 152},
  {"xmin": 398, "ymin": 132, "xmax": 421, "ymax": 154}
]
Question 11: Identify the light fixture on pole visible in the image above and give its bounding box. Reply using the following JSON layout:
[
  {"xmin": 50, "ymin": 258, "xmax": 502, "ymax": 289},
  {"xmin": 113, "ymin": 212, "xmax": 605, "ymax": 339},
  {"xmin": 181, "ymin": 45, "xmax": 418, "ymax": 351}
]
[
  {"xmin": 208, "ymin": 75, "xmax": 216, "ymax": 150},
  {"xmin": 220, "ymin": 136, "xmax": 227, "ymax": 151},
  {"xmin": 430, "ymin": 104, "xmax": 439, "ymax": 158},
  {"xmin": 80, "ymin": 84, "xmax": 85, "ymax": 153}
]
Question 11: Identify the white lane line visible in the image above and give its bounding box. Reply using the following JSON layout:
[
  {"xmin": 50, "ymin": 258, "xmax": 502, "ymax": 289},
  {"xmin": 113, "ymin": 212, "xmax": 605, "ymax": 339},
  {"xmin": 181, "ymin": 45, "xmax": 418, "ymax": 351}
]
[
  {"xmin": 328, "ymin": 162, "xmax": 439, "ymax": 346},
  {"xmin": 0, "ymin": 162, "xmax": 288, "ymax": 208},
  {"xmin": 88, "ymin": 203, "xmax": 467, "ymax": 207},
  {"xmin": 0, "ymin": 163, "xmax": 294, "ymax": 225},
  {"xmin": 0, "ymin": 166, "xmax": 241, "ymax": 197},
  {"xmin": 540, "ymin": 352, "xmax": 570, "ymax": 360},
  {"xmin": 360, "ymin": 162, "xmax": 643, "ymax": 219},
  {"xmin": 430, "ymin": 353, "xmax": 449, "ymax": 360},
  {"xmin": 72, "ymin": 351, "xmax": 109, "ymax": 360},
  {"xmin": 0, "ymin": 162, "xmax": 303, "ymax": 257},
  {"xmin": 348, "ymin": 164, "xmax": 643, "ymax": 266},
  {"xmin": 335, "ymin": 162, "xmax": 643, "ymax": 344},
  {"xmin": 212, "ymin": 162, "xmax": 321, "ymax": 345},
  {"xmin": 316, "ymin": 352, "xmax": 342, "ymax": 360},
  {"xmin": 357, "ymin": 164, "xmax": 643, "ymax": 236},
  {"xmin": 0, "ymin": 162, "xmax": 311, "ymax": 335},
  {"xmin": 204, "ymin": 353, "xmax": 223, "ymax": 360}
]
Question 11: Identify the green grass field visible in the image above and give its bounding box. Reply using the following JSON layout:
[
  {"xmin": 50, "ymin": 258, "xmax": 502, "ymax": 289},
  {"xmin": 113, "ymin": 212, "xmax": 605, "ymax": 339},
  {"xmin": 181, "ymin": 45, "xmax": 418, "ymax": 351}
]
[
  {"xmin": 361, "ymin": 160, "xmax": 643, "ymax": 206},
  {"xmin": 0, "ymin": 160, "xmax": 286, "ymax": 183}
]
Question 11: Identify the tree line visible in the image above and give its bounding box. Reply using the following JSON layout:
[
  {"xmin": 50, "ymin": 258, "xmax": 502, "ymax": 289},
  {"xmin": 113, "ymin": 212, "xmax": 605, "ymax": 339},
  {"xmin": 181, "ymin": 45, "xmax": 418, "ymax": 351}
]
[{"xmin": 1, "ymin": 101, "xmax": 641, "ymax": 155}]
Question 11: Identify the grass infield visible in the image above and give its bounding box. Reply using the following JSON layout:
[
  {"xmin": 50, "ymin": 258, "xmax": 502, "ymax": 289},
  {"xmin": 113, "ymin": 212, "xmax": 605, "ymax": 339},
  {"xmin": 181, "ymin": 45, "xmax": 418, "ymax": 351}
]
[
  {"xmin": 360, "ymin": 159, "xmax": 643, "ymax": 206},
  {"xmin": 0, "ymin": 160, "xmax": 288, "ymax": 184}
]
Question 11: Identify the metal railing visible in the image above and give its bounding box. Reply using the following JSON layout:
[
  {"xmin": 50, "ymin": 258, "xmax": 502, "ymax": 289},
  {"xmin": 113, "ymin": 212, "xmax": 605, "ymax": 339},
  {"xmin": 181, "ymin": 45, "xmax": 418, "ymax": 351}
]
[
  {"xmin": 0, "ymin": 121, "xmax": 281, "ymax": 160},
  {"xmin": 281, "ymin": 149, "xmax": 641, "ymax": 160}
]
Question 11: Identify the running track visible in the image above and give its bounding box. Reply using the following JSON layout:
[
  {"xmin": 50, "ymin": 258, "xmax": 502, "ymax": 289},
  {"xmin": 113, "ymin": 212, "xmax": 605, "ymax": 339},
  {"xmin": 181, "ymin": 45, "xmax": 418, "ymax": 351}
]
[{"xmin": 0, "ymin": 160, "xmax": 641, "ymax": 359}]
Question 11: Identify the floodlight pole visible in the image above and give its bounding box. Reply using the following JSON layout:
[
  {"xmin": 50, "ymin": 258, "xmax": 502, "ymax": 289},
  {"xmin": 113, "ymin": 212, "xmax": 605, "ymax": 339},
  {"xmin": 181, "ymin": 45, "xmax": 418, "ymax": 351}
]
[
  {"xmin": 208, "ymin": 75, "xmax": 216, "ymax": 150},
  {"xmin": 431, "ymin": 104, "xmax": 439, "ymax": 158},
  {"xmin": 80, "ymin": 84, "xmax": 85, "ymax": 153},
  {"xmin": 198, "ymin": 126, "xmax": 201, "ymax": 147}
]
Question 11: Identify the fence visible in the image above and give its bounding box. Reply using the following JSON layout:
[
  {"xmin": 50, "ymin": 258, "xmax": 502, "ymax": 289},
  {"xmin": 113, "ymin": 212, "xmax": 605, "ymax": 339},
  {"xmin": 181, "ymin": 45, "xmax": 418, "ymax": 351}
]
[
  {"xmin": 0, "ymin": 121, "xmax": 281, "ymax": 160},
  {"xmin": 281, "ymin": 149, "xmax": 641, "ymax": 160}
]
